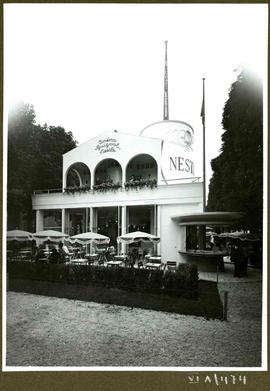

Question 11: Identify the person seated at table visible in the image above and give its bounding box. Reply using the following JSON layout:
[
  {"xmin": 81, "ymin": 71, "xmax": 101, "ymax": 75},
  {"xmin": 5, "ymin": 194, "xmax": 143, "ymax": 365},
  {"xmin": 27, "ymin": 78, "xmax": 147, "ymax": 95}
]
[
  {"xmin": 137, "ymin": 259, "xmax": 144, "ymax": 268},
  {"xmin": 31, "ymin": 245, "xmax": 38, "ymax": 262},
  {"xmin": 125, "ymin": 249, "xmax": 135, "ymax": 267},
  {"xmin": 109, "ymin": 245, "xmax": 115, "ymax": 254},
  {"xmin": 48, "ymin": 248, "xmax": 61, "ymax": 264},
  {"xmin": 126, "ymin": 252, "xmax": 135, "ymax": 268},
  {"xmin": 58, "ymin": 242, "xmax": 69, "ymax": 263},
  {"xmin": 35, "ymin": 245, "xmax": 46, "ymax": 263},
  {"xmin": 104, "ymin": 246, "xmax": 111, "ymax": 260}
]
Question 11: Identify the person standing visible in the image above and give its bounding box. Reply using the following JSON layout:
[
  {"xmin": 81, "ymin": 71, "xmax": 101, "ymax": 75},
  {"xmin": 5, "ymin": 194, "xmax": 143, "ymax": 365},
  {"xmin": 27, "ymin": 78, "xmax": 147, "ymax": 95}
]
[
  {"xmin": 240, "ymin": 241, "xmax": 248, "ymax": 277},
  {"xmin": 58, "ymin": 242, "xmax": 69, "ymax": 263},
  {"xmin": 48, "ymin": 248, "xmax": 61, "ymax": 264},
  {"xmin": 233, "ymin": 240, "xmax": 242, "ymax": 277}
]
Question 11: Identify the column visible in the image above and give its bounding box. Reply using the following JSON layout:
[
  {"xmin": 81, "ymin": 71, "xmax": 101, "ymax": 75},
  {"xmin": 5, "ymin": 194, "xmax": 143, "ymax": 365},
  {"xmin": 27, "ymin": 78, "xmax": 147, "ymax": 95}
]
[
  {"xmin": 122, "ymin": 165, "xmax": 126, "ymax": 187},
  {"xmin": 35, "ymin": 210, "xmax": 44, "ymax": 232},
  {"xmin": 89, "ymin": 207, "xmax": 94, "ymax": 232},
  {"xmin": 117, "ymin": 206, "xmax": 121, "ymax": 254},
  {"xmin": 85, "ymin": 208, "xmax": 89, "ymax": 232},
  {"xmin": 178, "ymin": 225, "xmax": 187, "ymax": 264},
  {"xmin": 121, "ymin": 206, "xmax": 127, "ymax": 254},
  {"xmin": 121, "ymin": 206, "xmax": 127, "ymax": 235},
  {"xmin": 156, "ymin": 205, "xmax": 161, "ymax": 255},
  {"xmin": 61, "ymin": 209, "xmax": 66, "ymax": 233},
  {"xmin": 154, "ymin": 205, "xmax": 158, "ymax": 235}
]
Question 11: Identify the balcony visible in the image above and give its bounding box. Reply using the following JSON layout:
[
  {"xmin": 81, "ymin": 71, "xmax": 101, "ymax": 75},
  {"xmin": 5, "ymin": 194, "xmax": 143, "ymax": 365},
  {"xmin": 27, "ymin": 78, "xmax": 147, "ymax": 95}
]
[{"xmin": 32, "ymin": 182, "xmax": 203, "ymax": 210}]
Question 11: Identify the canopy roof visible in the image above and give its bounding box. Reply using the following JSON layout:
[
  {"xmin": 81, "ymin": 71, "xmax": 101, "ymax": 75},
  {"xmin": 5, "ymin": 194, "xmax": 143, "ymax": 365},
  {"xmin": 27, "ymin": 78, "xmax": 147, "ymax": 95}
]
[{"xmin": 171, "ymin": 212, "xmax": 243, "ymax": 226}]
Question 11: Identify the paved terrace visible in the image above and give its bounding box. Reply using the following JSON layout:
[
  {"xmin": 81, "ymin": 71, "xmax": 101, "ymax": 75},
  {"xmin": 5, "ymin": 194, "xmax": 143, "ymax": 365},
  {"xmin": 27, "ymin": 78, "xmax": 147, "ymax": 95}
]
[{"xmin": 199, "ymin": 262, "xmax": 262, "ymax": 283}]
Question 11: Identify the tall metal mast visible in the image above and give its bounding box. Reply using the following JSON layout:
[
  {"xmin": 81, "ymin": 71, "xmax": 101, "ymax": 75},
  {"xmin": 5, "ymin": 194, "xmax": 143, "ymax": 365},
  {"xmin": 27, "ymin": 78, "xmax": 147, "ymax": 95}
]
[
  {"xmin": 201, "ymin": 78, "xmax": 206, "ymax": 211},
  {"xmin": 163, "ymin": 40, "xmax": 169, "ymax": 120}
]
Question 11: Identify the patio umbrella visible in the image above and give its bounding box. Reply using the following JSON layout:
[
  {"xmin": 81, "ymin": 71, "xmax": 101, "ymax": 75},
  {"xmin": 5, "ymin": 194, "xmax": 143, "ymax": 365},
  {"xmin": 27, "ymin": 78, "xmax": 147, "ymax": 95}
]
[
  {"xmin": 7, "ymin": 230, "xmax": 33, "ymax": 242},
  {"xmin": 69, "ymin": 232, "xmax": 110, "ymax": 245},
  {"xmin": 117, "ymin": 231, "xmax": 160, "ymax": 244},
  {"xmin": 33, "ymin": 229, "xmax": 69, "ymax": 243}
]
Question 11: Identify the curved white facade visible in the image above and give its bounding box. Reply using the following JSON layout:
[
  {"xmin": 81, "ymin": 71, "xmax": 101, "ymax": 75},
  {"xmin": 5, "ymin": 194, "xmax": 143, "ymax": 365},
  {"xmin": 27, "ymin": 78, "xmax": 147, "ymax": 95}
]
[{"xmin": 141, "ymin": 120, "xmax": 197, "ymax": 183}]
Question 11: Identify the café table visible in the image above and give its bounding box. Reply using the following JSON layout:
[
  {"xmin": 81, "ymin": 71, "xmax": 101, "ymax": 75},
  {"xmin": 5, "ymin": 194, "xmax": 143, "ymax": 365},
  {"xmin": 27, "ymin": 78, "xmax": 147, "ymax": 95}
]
[
  {"xmin": 18, "ymin": 250, "xmax": 32, "ymax": 260},
  {"xmin": 96, "ymin": 250, "xmax": 107, "ymax": 264},
  {"xmin": 106, "ymin": 260, "xmax": 123, "ymax": 267},
  {"xmin": 144, "ymin": 262, "xmax": 162, "ymax": 270},
  {"xmin": 145, "ymin": 257, "xmax": 163, "ymax": 270},
  {"xmin": 36, "ymin": 258, "xmax": 48, "ymax": 264},
  {"xmin": 69, "ymin": 259, "xmax": 89, "ymax": 266},
  {"xmin": 149, "ymin": 256, "xmax": 162, "ymax": 262},
  {"xmin": 114, "ymin": 255, "xmax": 128, "ymax": 261},
  {"xmin": 85, "ymin": 253, "xmax": 99, "ymax": 264}
]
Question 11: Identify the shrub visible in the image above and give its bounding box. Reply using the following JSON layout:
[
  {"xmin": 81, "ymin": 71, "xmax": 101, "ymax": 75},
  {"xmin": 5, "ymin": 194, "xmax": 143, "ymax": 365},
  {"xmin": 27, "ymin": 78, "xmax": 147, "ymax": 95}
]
[
  {"xmin": 8, "ymin": 261, "xmax": 198, "ymax": 299},
  {"xmin": 145, "ymin": 270, "xmax": 164, "ymax": 293},
  {"xmin": 133, "ymin": 268, "xmax": 151, "ymax": 290}
]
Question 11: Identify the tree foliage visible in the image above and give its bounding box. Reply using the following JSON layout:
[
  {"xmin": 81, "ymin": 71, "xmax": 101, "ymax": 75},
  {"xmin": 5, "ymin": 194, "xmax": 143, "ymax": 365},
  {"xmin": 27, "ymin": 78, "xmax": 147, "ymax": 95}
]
[
  {"xmin": 207, "ymin": 70, "xmax": 263, "ymax": 232},
  {"xmin": 7, "ymin": 101, "xmax": 77, "ymax": 230}
]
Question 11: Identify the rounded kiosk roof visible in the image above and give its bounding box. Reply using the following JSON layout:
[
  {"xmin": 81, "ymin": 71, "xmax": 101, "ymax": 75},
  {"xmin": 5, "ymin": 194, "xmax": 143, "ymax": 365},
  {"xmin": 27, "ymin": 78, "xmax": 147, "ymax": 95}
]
[{"xmin": 171, "ymin": 212, "xmax": 244, "ymax": 226}]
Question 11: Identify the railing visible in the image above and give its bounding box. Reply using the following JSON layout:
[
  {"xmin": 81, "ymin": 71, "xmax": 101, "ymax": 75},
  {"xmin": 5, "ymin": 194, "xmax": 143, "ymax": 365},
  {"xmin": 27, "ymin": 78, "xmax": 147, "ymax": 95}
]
[
  {"xmin": 33, "ymin": 188, "xmax": 63, "ymax": 195},
  {"xmin": 33, "ymin": 180, "xmax": 158, "ymax": 195}
]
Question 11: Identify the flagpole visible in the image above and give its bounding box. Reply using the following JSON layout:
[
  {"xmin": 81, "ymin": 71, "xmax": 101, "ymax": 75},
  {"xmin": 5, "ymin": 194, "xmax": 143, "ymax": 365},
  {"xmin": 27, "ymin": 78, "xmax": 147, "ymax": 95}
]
[{"xmin": 202, "ymin": 77, "xmax": 206, "ymax": 212}]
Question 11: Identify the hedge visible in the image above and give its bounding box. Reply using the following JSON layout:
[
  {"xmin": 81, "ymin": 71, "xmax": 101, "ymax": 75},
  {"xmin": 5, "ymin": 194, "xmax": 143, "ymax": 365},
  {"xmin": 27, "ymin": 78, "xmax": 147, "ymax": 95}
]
[{"xmin": 7, "ymin": 262, "xmax": 198, "ymax": 299}]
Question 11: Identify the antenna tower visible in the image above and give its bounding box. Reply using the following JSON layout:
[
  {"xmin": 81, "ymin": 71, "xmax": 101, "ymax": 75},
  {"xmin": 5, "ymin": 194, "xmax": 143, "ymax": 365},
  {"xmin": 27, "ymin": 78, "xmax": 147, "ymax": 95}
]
[{"xmin": 163, "ymin": 40, "xmax": 169, "ymax": 120}]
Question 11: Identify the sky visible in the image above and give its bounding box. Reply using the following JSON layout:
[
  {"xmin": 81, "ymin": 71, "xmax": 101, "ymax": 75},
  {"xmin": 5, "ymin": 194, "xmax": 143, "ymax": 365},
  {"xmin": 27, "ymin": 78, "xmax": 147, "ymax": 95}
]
[{"xmin": 4, "ymin": 3, "xmax": 268, "ymax": 192}]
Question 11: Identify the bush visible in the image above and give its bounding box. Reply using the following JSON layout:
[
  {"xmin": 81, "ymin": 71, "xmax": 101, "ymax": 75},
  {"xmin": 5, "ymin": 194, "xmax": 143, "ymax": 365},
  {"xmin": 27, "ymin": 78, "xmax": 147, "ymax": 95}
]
[
  {"xmin": 162, "ymin": 264, "xmax": 198, "ymax": 298},
  {"xmin": 145, "ymin": 270, "xmax": 164, "ymax": 293},
  {"xmin": 8, "ymin": 261, "xmax": 198, "ymax": 299}
]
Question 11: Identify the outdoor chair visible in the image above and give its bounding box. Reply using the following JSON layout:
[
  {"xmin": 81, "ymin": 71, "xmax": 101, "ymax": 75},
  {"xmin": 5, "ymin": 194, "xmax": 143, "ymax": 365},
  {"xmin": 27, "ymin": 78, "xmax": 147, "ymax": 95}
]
[
  {"xmin": 137, "ymin": 260, "xmax": 144, "ymax": 268},
  {"xmin": 145, "ymin": 259, "xmax": 163, "ymax": 270},
  {"xmin": 165, "ymin": 261, "xmax": 177, "ymax": 271}
]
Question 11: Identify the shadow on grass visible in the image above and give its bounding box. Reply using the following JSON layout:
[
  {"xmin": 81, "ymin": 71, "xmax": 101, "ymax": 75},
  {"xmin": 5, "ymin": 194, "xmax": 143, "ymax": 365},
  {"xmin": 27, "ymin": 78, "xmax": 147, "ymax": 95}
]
[{"xmin": 8, "ymin": 278, "xmax": 223, "ymax": 320}]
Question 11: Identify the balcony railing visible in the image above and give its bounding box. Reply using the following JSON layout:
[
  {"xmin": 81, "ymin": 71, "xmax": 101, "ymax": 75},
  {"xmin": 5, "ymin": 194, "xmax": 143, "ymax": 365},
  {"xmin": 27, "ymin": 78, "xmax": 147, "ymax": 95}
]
[
  {"xmin": 32, "ymin": 182, "xmax": 204, "ymax": 210},
  {"xmin": 33, "ymin": 188, "xmax": 63, "ymax": 195},
  {"xmin": 33, "ymin": 179, "xmax": 158, "ymax": 196}
]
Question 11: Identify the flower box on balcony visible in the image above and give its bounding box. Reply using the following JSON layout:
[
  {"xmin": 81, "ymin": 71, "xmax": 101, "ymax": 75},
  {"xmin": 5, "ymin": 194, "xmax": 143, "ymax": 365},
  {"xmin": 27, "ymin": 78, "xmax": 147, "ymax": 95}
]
[
  {"xmin": 124, "ymin": 178, "xmax": 157, "ymax": 191},
  {"xmin": 93, "ymin": 182, "xmax": 122, "ymax": 192},
  {"xmin": 64, "ymin": 185, "xmax": 90, "ymax": 194}
]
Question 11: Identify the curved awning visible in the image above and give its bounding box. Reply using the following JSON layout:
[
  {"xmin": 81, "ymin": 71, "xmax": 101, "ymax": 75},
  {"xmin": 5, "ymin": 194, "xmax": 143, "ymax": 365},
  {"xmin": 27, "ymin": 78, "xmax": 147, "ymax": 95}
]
[{"xmin": 171, "ymin": 212, "xmax": 243, "ymax": 226}]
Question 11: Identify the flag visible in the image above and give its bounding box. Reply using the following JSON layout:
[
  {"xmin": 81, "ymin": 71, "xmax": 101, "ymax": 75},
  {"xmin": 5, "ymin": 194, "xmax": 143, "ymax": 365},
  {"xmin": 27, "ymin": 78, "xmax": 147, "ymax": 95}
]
[{"xmin": 201, "ymin": 78, "xmax": 205, "ymax": 126}]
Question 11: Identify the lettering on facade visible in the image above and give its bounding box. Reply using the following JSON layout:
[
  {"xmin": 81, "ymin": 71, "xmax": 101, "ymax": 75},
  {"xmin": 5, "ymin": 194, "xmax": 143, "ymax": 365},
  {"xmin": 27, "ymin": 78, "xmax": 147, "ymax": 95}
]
[
  {"xmin": 95, "ymin": 138, "xmax": 120, "ymax": 154},
  {"xmin": 169, "ymin": 156, "xmax": 194, "ymax": 175}
]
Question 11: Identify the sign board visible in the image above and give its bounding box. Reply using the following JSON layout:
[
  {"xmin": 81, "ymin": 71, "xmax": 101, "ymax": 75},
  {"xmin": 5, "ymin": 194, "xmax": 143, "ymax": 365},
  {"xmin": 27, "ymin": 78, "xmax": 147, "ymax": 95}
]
[
  {"xmin": 95, "ymin": 138, "xmax": 120, "ymax": 154},
  {"xmin": 140, "ymin": 120, "xmax": 196, "ymax": 183}
]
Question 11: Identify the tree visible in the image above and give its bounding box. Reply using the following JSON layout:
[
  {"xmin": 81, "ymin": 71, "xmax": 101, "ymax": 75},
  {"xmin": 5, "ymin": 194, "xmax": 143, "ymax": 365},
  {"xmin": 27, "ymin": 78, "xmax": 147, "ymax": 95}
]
[
  {"xmin": 207, "ymin": 69, "xmax": 263, "ymax": 232},
  {"xmin": 7, "ymin": 101, "xmax": 77, "ymax": 230}
]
